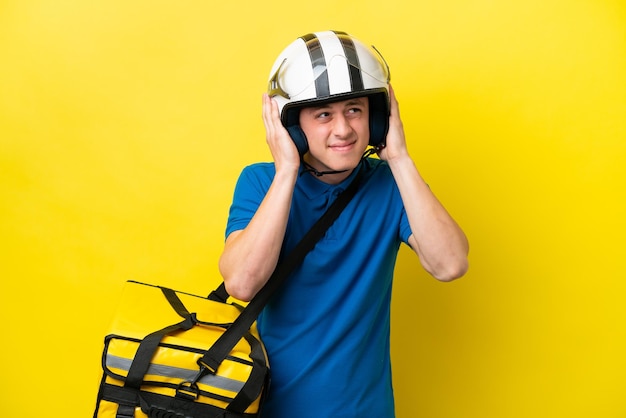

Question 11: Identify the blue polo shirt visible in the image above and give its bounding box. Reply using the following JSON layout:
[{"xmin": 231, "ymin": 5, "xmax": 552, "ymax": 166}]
[{"xmin": 225, "ymin": 158, "xmax": 412, "ymax": 418}]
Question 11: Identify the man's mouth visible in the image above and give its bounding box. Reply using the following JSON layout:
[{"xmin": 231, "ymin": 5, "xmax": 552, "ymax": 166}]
[{"xmin": 329, "ymin": 141, "xmax": 356, "ymax": 152}]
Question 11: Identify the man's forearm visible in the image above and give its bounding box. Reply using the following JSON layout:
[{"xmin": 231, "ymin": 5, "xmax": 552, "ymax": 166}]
[
  {"xmin": 388, "ymin": 155, "xmax": 469, "ymax": 281},
  {"xmin": 218, "ymin": 170, "xmax": 297, "ymax": 301}
]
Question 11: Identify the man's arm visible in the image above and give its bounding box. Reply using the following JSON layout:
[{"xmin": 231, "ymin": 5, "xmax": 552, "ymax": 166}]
[
  {"xmin": 380, "ymin": 86, "xmax": 469, "ymax": 281},
  {"xmin": 218, "ymin": 94, "xmax": 301, "ymax": 301}
]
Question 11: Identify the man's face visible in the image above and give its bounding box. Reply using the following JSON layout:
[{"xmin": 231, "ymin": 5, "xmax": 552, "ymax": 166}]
[{"xmin": 299, "ymin": 97, "xmax": 370, "ymax": 179}]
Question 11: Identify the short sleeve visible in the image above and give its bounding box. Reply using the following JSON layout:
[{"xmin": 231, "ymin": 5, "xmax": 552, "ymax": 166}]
[
  {"xmin": 224, "ymin": 163, "xmax": 275, "ymax": 240},
  {"xmin": 399, "ymin": 207, "xmax": 412, "ymax": 245}
]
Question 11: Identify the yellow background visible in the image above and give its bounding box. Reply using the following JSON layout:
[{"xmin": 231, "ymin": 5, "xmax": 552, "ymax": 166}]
[{"xmin": 1, "ymin": 0, "xmax": 624, "ymax": 416}]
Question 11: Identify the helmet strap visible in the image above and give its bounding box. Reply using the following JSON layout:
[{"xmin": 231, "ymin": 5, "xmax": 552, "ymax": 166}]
[
  {"xmin": 301, "ymin": 161, "xmax": 349, "ymax": 177},
  {"xmin": 300, "ymin": 146, "xmax": 382, "ymax": 178}
]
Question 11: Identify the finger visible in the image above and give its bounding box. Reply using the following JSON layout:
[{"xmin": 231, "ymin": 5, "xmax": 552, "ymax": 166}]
[
  {"xmin": 269, "ymin": 96, "xmax": 282, "ymax": 126},
  {"xmin": 262, "ymin": 94, "xmax": 279, "ymax": 137},
  {"xmin": 262, "ymin": 93, "xmax": 270, "ymax": 126},
  {"xmin": 388, "ymin": 84, "xmax": 400, "ymax": 117},
  {"xmin": 264, "ymin": 95, "xmax": 283, "ymax": 130},
  {"xmin": 262, "ymin": 98, "xmax": 271, "ymax": 137}
]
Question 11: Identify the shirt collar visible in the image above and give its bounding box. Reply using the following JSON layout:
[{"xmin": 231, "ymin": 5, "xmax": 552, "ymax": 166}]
[{"xmin": 296, "ymin": 161, "xmax": 363, "ymax": 200}]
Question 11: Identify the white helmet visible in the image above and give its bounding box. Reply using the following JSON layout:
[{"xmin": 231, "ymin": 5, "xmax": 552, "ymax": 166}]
[{"xmin": 268, "ymin": 30, "xmax": 391, "ymax": 155}]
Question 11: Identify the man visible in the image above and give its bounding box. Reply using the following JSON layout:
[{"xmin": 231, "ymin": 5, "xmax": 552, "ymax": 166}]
[{"xmin": 219, "ymin": 30, "xmax": 469, "ymax": 418}]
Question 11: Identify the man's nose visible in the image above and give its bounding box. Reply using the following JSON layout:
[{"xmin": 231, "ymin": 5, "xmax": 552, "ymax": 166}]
[{"xmin": 332, "ymin": 114, "xmax": 352, "ymax": 137}]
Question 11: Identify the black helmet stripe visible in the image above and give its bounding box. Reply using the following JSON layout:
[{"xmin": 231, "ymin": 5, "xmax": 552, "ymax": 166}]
[
  {"xmin": 334, "ymin": 30, "xmax": 364, "ymax": 92},
  {"xmin": 300, "ymin": 33, "xmax": 330, "ymax": 97}
]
